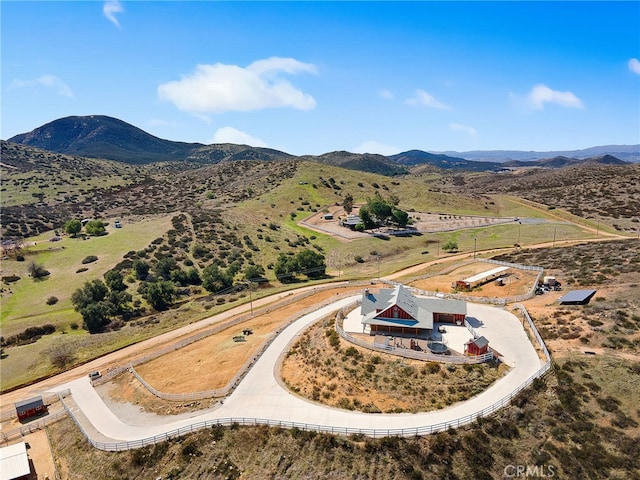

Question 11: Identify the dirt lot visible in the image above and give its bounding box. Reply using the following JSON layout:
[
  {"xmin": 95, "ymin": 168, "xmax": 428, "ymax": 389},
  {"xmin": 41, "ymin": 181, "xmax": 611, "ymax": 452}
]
[
  {"xmin": 408, "ymin": 261, "xmax": 540, "ymax": 298},
  {"xmin": 126, "ymin": 286, "xmax": 364, "ymax": 395},
  {"xmin": 301, "ymin": 206, "xmax": 517, "ymax": 241}
]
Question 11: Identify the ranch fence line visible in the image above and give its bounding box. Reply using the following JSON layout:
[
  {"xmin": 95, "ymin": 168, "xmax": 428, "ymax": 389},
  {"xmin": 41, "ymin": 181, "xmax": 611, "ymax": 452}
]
[
  {"xmin": 0, "ymin": 391, "xmax": 65, "ymax": 422},
  {"xmin": 0, "ymin": 389, "xmax": 71, "ymax": 444},
  {"xmin": 130, "ymin": 290, "xmax": 362, "ymax": 402},
  {"xmin": 300, "ymin": 215, "xmax": 518, "ymax": 240},
  {"xmin": 334, "ymin": 302, "xmax": 494, "ymax": 364},
  {"xmin": 2, "ymin": 265, "xmax": 550, "ymax": 449},
  {"xmin": 48, "ymin": 301, "xmax": 549, "ymax": 451},
  {"xmin": 388, "ymin": 258, "xmax": 544, "ymax": 306},
  {"xmin": 92, "ymin": 282, "xmax": 372, "ymax": 389}
]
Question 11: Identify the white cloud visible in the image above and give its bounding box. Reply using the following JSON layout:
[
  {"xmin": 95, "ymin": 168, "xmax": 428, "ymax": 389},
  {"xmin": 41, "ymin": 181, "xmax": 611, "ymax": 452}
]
[
  {"xmin": 103, "ymin": 0, "xmax": 123, "ymax": 28},
  {"xmin": 212, "ymin": 127, "xmax": 269, "ymax": 147},
  {"xmin": 449, "ymin": 122, "xmax": 477, "ymax": 138},
  {"xmin": 158, "ymin": 57, "xmax": 317, "ymax": 115},
  {"xmin": 405, "ymin": 89, "xmax": 451, "ymax": 110},
  {"xmin": 378, "ymin": 89, "xmax": 394, "ymax": 100},
  {"xmin": 9, "ymin": 75, "xmax": 74, "ymax": 97},
  {"xmin": 526, "ymin": 84, "xmax": 584, "ymax": 110},
  {"xmin": 353, "ymin": 140, "xmax": 400, "ymax": 156},
  {"xmin": 628, "ymin": 58, "xmax": 640, "ymax": 75}
]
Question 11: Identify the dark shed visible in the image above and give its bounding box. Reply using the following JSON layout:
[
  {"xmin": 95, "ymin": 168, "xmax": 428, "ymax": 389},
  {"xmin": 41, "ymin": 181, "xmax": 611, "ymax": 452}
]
[{"xmin": 15, "ymin": 396, "xmax": 46, "ymax": 422}]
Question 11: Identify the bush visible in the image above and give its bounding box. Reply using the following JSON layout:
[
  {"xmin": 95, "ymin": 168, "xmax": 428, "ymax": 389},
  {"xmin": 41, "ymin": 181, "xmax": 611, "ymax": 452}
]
[
  {"xmin": 46, "ymin": 296, "xmax": 59, "ymax": 305},
  {"xmin": 28, "ymin": 261, "xmax": 49, "ymax": 279},
  {"xmin": 81, "ymin": 255, "xmax": 98, "ymax": 264}
]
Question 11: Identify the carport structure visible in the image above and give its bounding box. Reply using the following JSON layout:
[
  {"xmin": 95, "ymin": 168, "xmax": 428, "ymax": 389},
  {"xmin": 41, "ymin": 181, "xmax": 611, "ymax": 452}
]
[{"xmin": 558, "ymin": 289, "xmax": 597, "ymax": 305}]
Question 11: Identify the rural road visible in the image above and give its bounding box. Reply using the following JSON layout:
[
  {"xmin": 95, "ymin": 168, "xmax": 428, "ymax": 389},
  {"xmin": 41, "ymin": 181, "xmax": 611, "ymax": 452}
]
[{"xmin": 0, "ymin": 283, "xmax": 344, "ymax": 408}]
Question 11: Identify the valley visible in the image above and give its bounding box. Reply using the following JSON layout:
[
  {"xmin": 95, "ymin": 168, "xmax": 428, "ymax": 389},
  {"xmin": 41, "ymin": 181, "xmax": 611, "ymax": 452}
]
[{"xmin": 0, "ymin": 118, "xmax": 639, "ymax": 480}]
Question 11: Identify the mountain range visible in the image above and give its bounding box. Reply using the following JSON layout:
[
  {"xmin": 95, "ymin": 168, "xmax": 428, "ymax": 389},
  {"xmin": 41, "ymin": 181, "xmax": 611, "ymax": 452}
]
[{"xmin": 7, "ymin": 115, "xmax": 638, "ymax": 175}]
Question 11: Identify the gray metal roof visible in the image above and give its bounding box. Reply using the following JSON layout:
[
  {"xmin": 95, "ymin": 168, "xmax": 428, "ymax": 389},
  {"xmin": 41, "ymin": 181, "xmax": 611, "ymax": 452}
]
[
  {"xmin": 558, "ymin": 289, "xmax": 597, "ymax": 304},
  {"xmin": 361, "ymin": 285, "xmax": 467, "ymax": 331},
  {"xmin": 14, "ymin": 396, "xmax": 43, "ymax": 411},
  {"xmin": 466, "ymin": 336, "xmax": 489, "ymax": 348}
]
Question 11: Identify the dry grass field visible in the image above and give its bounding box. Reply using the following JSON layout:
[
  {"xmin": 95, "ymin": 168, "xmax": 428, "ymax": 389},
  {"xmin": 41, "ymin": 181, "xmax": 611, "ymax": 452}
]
[{"xmin": 132, "ymin": 287, "xmax": 361, "ymax": 395}]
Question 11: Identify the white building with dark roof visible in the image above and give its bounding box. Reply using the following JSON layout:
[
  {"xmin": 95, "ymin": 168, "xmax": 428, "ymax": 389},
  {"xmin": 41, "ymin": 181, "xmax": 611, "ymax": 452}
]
[{"xmin": 361, "ymin": 285, "xmax": 467, "ymax": 337}]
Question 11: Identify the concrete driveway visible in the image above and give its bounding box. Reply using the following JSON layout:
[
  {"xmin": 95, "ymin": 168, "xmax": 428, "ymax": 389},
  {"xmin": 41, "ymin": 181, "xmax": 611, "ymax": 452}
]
[{"xmin": 51, "ymin": 297, "xmax": 544, "ymax": 443}]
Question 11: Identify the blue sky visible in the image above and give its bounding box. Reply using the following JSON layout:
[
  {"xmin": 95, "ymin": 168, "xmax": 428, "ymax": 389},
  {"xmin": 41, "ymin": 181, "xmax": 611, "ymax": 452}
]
[{"xmin": 2, "ymin": 1, "xmax": 639, "ymax": 155}]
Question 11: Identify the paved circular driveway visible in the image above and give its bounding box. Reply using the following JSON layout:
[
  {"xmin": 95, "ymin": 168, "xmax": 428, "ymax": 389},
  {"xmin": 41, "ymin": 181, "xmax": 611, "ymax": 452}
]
[{"xmin": 53, "ymin": 297, "xmax": 544, "ymax": 442}]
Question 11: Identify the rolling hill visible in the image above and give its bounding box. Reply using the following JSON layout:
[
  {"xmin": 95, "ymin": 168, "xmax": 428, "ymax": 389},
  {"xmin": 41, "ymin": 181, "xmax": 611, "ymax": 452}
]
[{"xmin": 7, "ymin": 115, "xmax": 634, "ymax": 176}]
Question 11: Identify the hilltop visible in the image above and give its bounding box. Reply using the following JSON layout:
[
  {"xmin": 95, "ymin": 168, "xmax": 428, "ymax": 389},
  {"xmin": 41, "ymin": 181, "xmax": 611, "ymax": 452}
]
[{"xmin": 7, "ymin": 115, "xmax": 636, "ymax": 176}]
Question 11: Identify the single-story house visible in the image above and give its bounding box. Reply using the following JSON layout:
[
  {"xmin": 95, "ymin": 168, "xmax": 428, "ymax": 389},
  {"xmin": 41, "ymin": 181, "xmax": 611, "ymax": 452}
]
[
  {"xmin": 464, "ymin": 336, "xmax": 490, "ymax": 356},
  {"xmin": 15, "ymin": 396, "xmax": 46, "ymax": 422},
  {"xmin": 340, "ymin": 214, "xmax": 362, "ymax": 229},
  {"xmin": 361, "ymin": 285, "xmax": 467, "ymax": 336},
  {"xmin": 0, "ymin": 442, "xmax": 31, "ymax": 480}
]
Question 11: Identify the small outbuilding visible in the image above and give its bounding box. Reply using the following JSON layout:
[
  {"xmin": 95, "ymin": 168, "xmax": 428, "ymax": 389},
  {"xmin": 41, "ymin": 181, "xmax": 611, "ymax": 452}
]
[
  {"xmin": 558, "ymin": 289, "xmax": 597, "ymax": 305},
  {"xmin": 0, "ymin": 442, "xmax": 31, "ymax": 480},
  {"xmin": 15, "ymin": 396, "xmax": 47, "ymax": 422},
  {"xmin": 464, "ymin": 336, "xmax": 490, "ymax": 356},
  {"xmin": 454, "ymin": 266, "xmax": 510, "ymax": 291},
  {"xmin": 340, "ymin": 214, "xmax": 362, "ymax": 229}
]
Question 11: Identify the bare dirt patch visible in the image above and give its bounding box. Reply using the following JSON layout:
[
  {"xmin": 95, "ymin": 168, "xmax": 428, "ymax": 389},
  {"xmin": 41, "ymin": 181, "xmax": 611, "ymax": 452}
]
[
  {"xmin": 301, "ymin": 206, "xmax": 518, "ymax": 241},
  {"xmin": 494, "ymin": 240, "xmax": 640, "ymax": 360},
  {"xmin": 408, "ymin": 261, "xmax": 539, "ymax": 298},
  {"xmin": 117, "ymin": 287, "xmax": 364, "ymax": 396},
  {"xmin": 21, "ymin": 429, "xmax": 57, "ymax": 480},
  {"xmin": 97, "ymin": 373, "xmax": 215, "ymax": 417},
  {"xmin": 280, "ymin": 318, "xmax": 509, "ymax": 413}
]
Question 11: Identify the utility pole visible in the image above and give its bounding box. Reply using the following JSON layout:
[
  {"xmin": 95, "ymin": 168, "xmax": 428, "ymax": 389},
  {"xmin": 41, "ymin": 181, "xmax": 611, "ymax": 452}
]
[
  {"xmin": 248, "ymin": 281, "xmax": 253, "ymax": 316},
  {"xmin": 517, "ymin": 222, "xmax": 521, "ymax": 246},
  {"xmin": 552, "ymin": 226, "xmax": 557, "ymax": 247},
  {"xmin": 473, "ymin": 236, "xmax": 477, "ymax": 259}
]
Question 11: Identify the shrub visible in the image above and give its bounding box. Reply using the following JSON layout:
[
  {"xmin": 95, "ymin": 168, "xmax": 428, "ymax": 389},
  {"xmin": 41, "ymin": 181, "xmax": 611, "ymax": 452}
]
[
  {"xmin": 81, "ymin": 255, "xmax": 98, "ymax": 264},
  {"xmin": 28, "ymin": 261, "xmax": 49, "ymax": 279},
  {"xmin": 46, "ymin": 296, "xmax": 59, "ymax": 305},
  {"xmin": 76, "ymin": 267, "xmax": 89, "ymax": 273}
]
